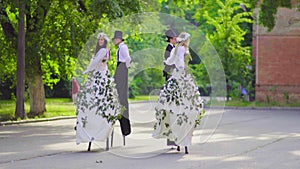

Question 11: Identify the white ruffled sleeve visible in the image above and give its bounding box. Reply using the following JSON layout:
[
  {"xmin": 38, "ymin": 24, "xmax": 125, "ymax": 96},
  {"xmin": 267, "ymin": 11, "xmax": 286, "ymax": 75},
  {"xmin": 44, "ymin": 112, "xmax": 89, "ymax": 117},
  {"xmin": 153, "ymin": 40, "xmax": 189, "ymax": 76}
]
[
  {"xmin": 164, "ymin": 46, "xmax": 185, "ymax": 69},
  {"xmin": 83, "ymin": 48, "xmax": 107, "ymax": 74}
]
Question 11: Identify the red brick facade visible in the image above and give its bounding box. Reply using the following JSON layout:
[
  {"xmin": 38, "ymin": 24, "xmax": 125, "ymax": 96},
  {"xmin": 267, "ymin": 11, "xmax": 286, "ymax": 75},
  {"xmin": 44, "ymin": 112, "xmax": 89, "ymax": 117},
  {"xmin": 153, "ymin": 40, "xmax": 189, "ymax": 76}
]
[{"xmin": 255, "ymin": 7, "xmax": 300, "ymax": 103}]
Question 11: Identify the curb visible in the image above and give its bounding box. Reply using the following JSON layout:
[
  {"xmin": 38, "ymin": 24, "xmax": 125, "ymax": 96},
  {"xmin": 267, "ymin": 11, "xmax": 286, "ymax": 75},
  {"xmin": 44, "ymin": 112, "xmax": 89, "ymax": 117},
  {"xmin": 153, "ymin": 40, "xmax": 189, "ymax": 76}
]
[
  {"xmin": 205, "ymin": 106, "xmax": 300, "ymax": 111},
  {"xmin": 227, "ymin": 106, "xmax": 300, "ymax": 111},
  {"xmin": 0, "ymin": 116, "xmax": 76, "ymax": 126},
  {"xmin": 1, "ymin": 104, "xmax": 300, "ymax": 126}
]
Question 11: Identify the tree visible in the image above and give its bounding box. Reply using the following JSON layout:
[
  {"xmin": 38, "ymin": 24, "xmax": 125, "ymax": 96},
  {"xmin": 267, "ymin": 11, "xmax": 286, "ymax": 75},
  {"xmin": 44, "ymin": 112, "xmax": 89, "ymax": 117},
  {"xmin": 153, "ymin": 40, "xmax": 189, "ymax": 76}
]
[
  {"xmin": 157, "ymin": 0, "xmax": 254, "ymax": 99},
  {"xmin": 0, "ymin": 0, "xmax": 142, "ymax": 118},
  {"xmin": 15, "ymin": 0, "xmax": 25, "ymax": 119},
  {"xmin": 202, "ymin": 0, "xmax": 253, "ymax": 100}
]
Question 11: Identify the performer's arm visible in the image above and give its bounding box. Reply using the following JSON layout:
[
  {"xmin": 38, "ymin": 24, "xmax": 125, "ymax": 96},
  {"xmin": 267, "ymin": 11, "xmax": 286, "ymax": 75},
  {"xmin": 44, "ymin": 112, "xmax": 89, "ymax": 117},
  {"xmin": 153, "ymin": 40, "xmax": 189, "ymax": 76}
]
[{"xmin": 83, "ymin": 49, "xmax": 106, "ymax": 73}]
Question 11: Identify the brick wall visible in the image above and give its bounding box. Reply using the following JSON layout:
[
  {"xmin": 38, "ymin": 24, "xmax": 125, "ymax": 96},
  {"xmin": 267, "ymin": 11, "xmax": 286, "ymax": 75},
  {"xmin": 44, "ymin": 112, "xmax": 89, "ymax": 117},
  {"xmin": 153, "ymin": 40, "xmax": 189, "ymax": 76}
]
[
  {"xmin": 256, "ymin": 36, "xmax": 300, "ymax": 102},
  {"xmin": 255, "ymin": 7, "xmax": 300, "ymax": 103}
]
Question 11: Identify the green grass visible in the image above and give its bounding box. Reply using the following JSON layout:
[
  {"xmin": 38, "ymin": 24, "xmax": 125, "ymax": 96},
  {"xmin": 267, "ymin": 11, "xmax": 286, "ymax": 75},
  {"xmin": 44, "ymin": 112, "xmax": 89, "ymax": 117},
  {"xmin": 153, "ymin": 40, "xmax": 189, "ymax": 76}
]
[
  {"xmin": 129, "ymin": 95, "xmax": 158, "ymax": 102},
  {"xmin": 225, "ymin": 99, "xmax": 300, "ymax": 107},
  {"xmin": 0, "ymin": 98, "xmax": 76, "ymax": 122}
]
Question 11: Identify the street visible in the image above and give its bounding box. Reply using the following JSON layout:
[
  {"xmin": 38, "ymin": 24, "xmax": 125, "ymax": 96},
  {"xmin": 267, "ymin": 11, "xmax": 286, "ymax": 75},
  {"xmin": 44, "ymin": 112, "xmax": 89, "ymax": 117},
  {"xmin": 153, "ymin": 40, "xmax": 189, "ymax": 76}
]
[{"xmin": 1, "ymin": 102, "xmax": 300, "ymax": 169}]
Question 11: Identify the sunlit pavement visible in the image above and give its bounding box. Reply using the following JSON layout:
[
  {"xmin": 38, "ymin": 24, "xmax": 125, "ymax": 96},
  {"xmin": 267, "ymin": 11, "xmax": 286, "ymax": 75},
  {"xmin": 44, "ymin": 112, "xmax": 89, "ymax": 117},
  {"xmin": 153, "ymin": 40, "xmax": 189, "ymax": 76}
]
[{"xmin": 1, "ymin": 102, "xmax": 300, "ymax": 169}]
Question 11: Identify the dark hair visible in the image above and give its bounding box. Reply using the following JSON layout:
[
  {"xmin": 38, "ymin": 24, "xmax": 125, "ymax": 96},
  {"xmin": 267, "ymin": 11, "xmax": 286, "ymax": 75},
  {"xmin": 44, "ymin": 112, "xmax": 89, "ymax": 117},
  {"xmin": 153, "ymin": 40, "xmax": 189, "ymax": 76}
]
[
  {"xmin": 166, "ymin": 36, "xmax": 172, "ymax": 42},
  {"xmin": 166, "ymin": 36, "xmax": 176, "ymax": 43},
  {"xmin": 94, "ymin": 39, "xmax": 108, "ymax": 56}
]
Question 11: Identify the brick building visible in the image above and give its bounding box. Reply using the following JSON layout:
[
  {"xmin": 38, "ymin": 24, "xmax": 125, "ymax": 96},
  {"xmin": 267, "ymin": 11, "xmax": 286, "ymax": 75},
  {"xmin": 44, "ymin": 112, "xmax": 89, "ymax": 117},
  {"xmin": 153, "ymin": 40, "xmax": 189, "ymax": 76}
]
[{"xmin": 254, "ymin": 2, "xmax": 300, "ymax": 103}]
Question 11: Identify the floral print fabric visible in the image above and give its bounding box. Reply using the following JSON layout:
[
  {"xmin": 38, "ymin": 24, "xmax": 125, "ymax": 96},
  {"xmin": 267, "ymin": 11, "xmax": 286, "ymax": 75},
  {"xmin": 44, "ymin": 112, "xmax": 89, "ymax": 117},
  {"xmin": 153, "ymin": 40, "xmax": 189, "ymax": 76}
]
[
  {"xmin": 76, "ymin": 70, "xmax": 123, "ymax": 144},
  {"xmin": 153, "ymin": 68, "xmax": 203, "ymax": 146}
]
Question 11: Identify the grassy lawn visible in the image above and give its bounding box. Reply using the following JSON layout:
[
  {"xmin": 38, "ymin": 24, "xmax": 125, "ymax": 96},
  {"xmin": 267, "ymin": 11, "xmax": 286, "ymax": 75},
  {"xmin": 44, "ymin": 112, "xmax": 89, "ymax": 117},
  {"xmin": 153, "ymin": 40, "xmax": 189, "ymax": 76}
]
[
  {"xmin": 129, "ymin": 95, "xmax": 158, "ymax": 102},
  {"xmin": 1, "ymin": 96, "xmax": 299, "ymax": 122},
  {"xmin": 0, "ymin": 98, "xmax": 76, "ymax": 122},
  {"xmin": 225, "ymin": 99, "xmax": 300, "ymax": 107}
]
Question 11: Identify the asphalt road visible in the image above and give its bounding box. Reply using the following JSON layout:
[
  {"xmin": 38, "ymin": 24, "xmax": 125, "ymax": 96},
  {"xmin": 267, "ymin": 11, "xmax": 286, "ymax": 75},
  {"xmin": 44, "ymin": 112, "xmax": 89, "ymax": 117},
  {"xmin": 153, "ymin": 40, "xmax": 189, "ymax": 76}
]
[{"xmin": 1, "ymin": 102, "xmax": 300, "ymax": 169}]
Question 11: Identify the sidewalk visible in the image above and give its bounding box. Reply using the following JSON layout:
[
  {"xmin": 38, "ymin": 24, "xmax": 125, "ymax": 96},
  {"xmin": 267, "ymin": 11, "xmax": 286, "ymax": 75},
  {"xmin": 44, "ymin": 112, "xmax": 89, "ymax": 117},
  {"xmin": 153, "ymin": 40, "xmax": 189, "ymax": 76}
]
[{"xmin": 1, "ymin": 103, "xmax": 300, "ymax": 169}]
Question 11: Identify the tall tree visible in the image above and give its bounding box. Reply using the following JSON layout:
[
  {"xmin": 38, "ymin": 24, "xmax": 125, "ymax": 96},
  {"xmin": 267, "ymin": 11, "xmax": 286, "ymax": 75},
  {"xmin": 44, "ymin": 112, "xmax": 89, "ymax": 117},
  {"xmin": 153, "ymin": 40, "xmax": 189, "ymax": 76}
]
[
  {"xmin": 0, "ymin": 0, "xmax": 141, "ymax": 117},
  {"xmin": 15, "ymin": 0, "xmax": 25, "ymax": 119},
  {"xmin": 202, "ymin": 0, "xmax": 252, "ymax": 100}
]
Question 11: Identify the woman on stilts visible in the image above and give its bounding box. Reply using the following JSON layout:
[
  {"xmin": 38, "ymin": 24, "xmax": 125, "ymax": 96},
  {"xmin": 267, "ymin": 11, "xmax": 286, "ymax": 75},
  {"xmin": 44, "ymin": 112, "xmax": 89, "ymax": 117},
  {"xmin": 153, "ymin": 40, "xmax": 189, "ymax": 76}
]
[
  {"xmin": 75, "ymin": 32, "xmax": 123, "ymax": 151},
  {"xmin": 153, "ymin": 32, "xmax": 204, "ymax": 154}
]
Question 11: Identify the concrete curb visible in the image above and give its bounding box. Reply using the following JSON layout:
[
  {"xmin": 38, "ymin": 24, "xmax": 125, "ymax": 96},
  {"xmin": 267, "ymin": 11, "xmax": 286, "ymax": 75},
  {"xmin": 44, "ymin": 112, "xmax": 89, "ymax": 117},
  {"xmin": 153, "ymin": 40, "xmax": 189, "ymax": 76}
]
[
  {"xmin": 0, "ymin": 116, "xmax": 76, "ymax": 126},
  {"xmin": 206, "ymin": 106, "xmax": 300, "ymax": 111},
  {"xmin": 1, "ymin": 104, "xmax": 299, "ymax": 126}
]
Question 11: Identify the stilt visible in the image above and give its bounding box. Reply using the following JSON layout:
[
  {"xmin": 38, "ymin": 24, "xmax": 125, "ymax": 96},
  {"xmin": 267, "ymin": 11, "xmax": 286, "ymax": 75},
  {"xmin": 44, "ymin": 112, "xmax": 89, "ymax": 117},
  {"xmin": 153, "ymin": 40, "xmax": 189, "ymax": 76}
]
[
  {"xmin": 177, "ymin": 146, "xmax": 180, "ymax": 151},
  {"xmin": 106, "ymin": 137, "xmax": 109, "ymax": 151},
  {"xmin": 87, "ymin": 141, "xmax": 92, "ymax": 151},
  {"xmin": 167, "ymin": 139, "xmax": 176, "ymax": 146},
  {"xmin": 123, "ymin": 135, "xmax": 126, "ymax": 146},
  {"xmin": 185, "ymin": 146, "xmax": 188, "ymax": 154},
  {"xmin": 111, "ymin": 128, "xmax": 114, "ymax": 147}
]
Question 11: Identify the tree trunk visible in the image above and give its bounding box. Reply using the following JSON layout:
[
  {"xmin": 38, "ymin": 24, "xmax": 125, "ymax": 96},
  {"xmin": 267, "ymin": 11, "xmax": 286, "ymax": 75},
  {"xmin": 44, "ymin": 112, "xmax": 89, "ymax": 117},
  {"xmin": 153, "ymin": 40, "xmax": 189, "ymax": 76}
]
[
  {"xmin": 27, "ymin": 69, "xmax": 46, "ymax": 118},
  {"xmin": 15, "ymin": 0, "xmax": 25, "ymax": 119}
]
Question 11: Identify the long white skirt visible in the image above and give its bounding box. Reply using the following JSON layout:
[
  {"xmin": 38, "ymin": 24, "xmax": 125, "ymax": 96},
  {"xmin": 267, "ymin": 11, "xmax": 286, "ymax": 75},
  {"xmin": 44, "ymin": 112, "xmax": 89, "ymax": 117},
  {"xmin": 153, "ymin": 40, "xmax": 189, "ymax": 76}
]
[
  {"xmin": 76, "ymin": 70, "xmax": 122, "ymax": 144},
  {"xmin": 153, "ymin": 68, "xmax": 203, "ymax": 146}
]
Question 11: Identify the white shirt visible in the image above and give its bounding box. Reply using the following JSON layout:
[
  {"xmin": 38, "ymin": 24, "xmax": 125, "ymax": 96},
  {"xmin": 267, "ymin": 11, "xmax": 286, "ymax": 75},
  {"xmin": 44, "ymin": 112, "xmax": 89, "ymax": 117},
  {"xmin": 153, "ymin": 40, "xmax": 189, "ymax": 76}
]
[{"xmin": 117, "ymin": 42, "xmax": 131, "ymax": 68}]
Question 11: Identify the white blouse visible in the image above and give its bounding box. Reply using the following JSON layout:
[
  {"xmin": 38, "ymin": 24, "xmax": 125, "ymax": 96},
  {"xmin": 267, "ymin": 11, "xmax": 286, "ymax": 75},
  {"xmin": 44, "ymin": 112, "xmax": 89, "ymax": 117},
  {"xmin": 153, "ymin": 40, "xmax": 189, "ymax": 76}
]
[
  {"xmin": 164, "ymin": 46, "xmax": 186, "ymax": 69},
  {"xmin": 83, "ymin": 48, "xmax": 109, "ymax": 73}
]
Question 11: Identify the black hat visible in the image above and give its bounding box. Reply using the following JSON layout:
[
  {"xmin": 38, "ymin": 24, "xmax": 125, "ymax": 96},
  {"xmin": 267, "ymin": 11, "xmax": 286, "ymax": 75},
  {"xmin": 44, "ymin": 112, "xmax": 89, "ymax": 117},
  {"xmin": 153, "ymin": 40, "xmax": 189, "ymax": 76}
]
[
  {"xmin": 165, "ymin": 29, "xmax": 177, "ymax": 38},
  {"xmin": 112, "ymin": 30, "xmax": 124, "ymax": 41}
]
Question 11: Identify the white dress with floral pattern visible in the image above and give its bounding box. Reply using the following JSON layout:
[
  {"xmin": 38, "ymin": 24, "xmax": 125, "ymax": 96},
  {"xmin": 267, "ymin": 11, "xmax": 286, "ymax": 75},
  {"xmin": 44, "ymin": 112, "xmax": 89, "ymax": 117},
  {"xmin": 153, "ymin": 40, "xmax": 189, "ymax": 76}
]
[
  {"xmin": 153, "ymin": 46, "xmax": 204, "ymax": 146},
  {"xmin": 76, "ymin": 48, "xmax": 123, "ymax": 145}
]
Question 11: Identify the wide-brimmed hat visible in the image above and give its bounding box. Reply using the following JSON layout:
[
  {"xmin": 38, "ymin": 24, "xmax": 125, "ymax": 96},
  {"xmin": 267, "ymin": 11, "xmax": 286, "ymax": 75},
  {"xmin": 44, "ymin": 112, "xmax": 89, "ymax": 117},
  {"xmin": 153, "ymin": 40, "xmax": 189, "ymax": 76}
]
[
  {"xmin": 165, "ymin": 29, "xmax": 177, "ymax": 38},
  {"xmin": 112, "ymin": 30, "xmax": 124, "ymax": 41}
]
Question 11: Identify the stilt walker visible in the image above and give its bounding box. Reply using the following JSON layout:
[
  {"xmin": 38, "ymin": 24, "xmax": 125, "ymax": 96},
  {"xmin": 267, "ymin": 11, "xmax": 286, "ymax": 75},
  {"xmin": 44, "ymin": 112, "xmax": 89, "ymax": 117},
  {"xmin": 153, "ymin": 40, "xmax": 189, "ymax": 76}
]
[
  {"xmin": 163, "ymin": 29, "xmax": 178, "ymax": 149},
  {"xmin": 75, "ymin": 33, "xmax": 123, "ymax": 151},
  {"xmin": 113, "ymin": 31, "xmax": 132, "ymax": 144},
  {"xmin": 153, "ymin": 32, "xmax": 204, "ymax": 154}
]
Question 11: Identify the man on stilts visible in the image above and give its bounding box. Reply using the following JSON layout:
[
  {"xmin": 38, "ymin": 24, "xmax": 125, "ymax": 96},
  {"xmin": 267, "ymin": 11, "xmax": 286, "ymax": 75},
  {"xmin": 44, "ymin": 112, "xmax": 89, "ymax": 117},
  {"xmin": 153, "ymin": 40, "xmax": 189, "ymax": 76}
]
[
  {"xmin": 163, "ymin": 29, "xmax": 178, "ymax": 148},
  {"xmin": 113, "ymin": 30, "xmax": 132, "ymax": 144}
]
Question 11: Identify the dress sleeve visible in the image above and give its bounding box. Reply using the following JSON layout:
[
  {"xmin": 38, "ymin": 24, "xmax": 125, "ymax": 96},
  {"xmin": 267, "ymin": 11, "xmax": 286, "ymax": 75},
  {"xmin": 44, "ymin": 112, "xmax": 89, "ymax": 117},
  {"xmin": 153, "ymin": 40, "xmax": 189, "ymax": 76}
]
[
  {"xmin": 83, "ymin": 48, "xmax": 107, "ymax": 74},
  {"xmin": 164, "ymin": 46, "xmax": 185, "ymax": 69}
]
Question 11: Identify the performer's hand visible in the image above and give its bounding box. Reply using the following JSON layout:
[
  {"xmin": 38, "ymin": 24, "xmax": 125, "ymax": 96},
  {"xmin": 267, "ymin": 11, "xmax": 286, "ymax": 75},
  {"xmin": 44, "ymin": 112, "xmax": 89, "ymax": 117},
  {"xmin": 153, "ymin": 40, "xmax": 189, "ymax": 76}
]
[{"xmin": 125, "ymin": 61, "xmax": 131, "ymax": 68}]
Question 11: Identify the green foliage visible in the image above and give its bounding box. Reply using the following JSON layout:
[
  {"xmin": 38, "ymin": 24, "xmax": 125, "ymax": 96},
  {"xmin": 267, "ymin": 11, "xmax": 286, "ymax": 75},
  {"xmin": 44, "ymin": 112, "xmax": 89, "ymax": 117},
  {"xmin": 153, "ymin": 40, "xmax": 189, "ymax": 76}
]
[
  {"xmin": 283, "ymin": 90, "xmax": 289, "ymax": 103},
  {"xmin": 0, "ymin": 26, "xmax": 16, "ymax": 83},
  {"xmin": 202, "ymin": 0, "xmax": 253, "ymax": 99},
  {"xmin": 0, "ymin": 0, "xmax": 145, "ymax": 115},
  {"xmin": 259, "ymin": 0, "xmax": 292, "ymax": 31}
]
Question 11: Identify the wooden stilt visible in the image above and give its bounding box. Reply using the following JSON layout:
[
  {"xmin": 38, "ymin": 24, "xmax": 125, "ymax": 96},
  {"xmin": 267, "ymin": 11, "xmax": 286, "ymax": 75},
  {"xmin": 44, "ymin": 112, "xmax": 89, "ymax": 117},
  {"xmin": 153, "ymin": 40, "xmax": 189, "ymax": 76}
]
[
  {"xmin": 123, "ymin": 135, "xmax": 126, "ymax": 146},
  {"xmin": 106, "ymin": 137, "xmax": 109, "ymax": 151},
  {"xmin": 111, "ymin": 128, "xmax": 114, "ymax": 147},
  {"xmin": 87, "ymin": 141, "xmax": 92, "ymax": 151}
]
